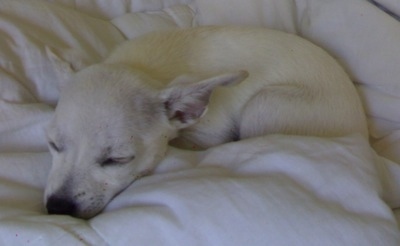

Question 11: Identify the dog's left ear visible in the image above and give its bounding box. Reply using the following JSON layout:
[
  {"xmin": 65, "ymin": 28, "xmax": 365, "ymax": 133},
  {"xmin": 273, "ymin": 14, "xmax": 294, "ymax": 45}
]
[
  {"xmin": 46, "ymin": 46, "xmax": 94, "ymax": 90},
  {"xmin": 160, "ymin": 70, "xmax": 249, "ymax": 129}
]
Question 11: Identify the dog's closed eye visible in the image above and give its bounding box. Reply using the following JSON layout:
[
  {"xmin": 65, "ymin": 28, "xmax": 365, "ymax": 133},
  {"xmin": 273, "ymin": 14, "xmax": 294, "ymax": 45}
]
[
  {"xmin": 48, "ymin": 141, "xmax": 62, "ymax": 153},
  {"xmin": 100, "ymin": 156, "xmax": 135, "ymax": 167}
]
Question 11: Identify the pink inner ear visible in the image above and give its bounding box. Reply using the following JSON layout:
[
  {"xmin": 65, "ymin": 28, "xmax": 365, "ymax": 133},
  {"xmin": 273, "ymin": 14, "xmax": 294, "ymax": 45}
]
[
  {"xmin": 171, "ymin": 103, "xmax": 207, "ymax": 124},
  {"xmin": 173, "ymin": 110, "xmax": 186, "ymax": 123},
  {"xmin": 164, "ymin": 90, "xmax": 209, "ymax": 124}
]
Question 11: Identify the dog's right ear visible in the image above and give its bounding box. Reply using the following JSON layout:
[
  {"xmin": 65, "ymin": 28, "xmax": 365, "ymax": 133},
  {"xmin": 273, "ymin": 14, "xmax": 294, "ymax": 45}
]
[
  {"xmin": 46, "ymin": 47, "xmax": 75, "ymax": 89},
  {"xmin": 160, "ymin": 71, "xmax": 249, "ymax": 129}
]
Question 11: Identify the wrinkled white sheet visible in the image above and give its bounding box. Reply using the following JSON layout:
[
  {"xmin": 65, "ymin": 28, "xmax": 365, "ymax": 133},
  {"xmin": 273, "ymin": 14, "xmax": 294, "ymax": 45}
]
[
  {"xmin": 0, "ymin": 135, "xmax": 399, "ymax": 245},
  {"xmin": 1, "ymin": 0, "xmax": 400, "ymax": 245}
]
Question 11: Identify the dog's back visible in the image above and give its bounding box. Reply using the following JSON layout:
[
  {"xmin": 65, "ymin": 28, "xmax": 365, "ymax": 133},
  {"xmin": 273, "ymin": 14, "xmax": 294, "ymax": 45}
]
[{"xmin": 106, "ymin": 26, "xmax": 368, "ymax": 149}]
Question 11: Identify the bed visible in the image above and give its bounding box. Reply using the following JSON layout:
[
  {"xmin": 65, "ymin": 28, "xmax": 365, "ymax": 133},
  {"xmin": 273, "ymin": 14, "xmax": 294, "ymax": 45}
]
[{"xmin": 0, "ymin": 0, "xmax": 400, "ymax": 245}]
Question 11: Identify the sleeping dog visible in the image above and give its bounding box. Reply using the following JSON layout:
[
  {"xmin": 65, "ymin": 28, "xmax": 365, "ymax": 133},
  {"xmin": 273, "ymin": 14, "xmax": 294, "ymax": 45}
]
[{"xmin": 45, "ymin": 26, "xmax": 368, "ymax": 219}]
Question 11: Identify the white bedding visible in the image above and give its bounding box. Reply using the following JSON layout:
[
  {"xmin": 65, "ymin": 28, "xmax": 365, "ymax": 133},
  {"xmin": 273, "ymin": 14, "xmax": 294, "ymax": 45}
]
[{"xmin": 1, "ymin": 0, "xmax": 400, "ymax": 245}]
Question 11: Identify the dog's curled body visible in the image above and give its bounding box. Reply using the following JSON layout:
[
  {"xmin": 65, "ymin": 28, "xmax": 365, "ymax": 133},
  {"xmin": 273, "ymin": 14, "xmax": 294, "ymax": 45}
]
[
  {"xmin": 45, "ymin": 26, "xmax": 368, "ymax": 219},
  {"xmin": 105, "ymin": 26, "xmax": 368, "ymax": 148}
]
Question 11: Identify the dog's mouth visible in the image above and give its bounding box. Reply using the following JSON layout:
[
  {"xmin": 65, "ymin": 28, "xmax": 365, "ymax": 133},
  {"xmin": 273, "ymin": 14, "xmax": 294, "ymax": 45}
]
[
  {"xmin": 46, "ymin": 168, "xmax": 154, "ymax": 219},
  {"xmin": 89, "ymin": 169, "xmax": 154, "ymax": 219},
  {"xmin": 134, "ymin": 168, "xmax": 153, "ymax": 180},
  {"xmin": 108, "ymin": 168, "xmax": 154, "ymax": 202}
]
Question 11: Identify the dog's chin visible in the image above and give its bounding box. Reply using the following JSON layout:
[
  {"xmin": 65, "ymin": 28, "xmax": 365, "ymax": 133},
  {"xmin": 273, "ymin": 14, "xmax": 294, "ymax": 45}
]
[{"xmin": 74, "ymin": 210, "xmax": 102, "ymax": 220}]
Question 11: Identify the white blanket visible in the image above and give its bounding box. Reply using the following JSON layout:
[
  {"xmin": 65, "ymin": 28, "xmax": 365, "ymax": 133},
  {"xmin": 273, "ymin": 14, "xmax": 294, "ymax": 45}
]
[
  {"xmin": 0, "ymin": 134, "xmax": 399, "ymax": 245},
  {"xmin": 1, "ymin": 0, "xmax": 400, "ymax": 245}
]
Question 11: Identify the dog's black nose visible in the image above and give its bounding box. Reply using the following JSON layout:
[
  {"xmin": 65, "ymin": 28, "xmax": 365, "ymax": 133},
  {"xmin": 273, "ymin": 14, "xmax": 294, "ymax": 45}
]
[{"xmin": 46, "ymin": 195, "xmax": 77, "ymax": 216}]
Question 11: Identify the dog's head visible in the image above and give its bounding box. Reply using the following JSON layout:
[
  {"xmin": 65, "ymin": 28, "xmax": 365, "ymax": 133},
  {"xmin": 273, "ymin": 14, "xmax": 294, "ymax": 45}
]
[{"xmin": 45, "ymin": 63, "xmax": 248, "ymax": 219}]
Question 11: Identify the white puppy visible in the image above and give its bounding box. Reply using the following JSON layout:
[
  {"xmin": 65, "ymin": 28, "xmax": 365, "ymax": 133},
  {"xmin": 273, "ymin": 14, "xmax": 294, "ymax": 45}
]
[{"xmin": 45, "ymin": 26, "xmax": 368, "ymax": 219}]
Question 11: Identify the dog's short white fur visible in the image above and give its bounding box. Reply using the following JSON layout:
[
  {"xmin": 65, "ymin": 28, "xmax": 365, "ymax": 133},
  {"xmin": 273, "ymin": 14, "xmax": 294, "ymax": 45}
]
[{"xmin": 45, "ymin": 26, "xmax": 368, "ymax": 219}]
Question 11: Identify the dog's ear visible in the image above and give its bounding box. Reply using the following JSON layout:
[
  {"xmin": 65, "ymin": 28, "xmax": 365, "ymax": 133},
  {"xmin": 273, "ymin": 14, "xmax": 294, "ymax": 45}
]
[
  {"xmin": 160, "ymin": 70, "xmax": 248, "ymax": 129},
  {"xmin": 46, "ymin": 46, "xmax": 94, "ymax": 90},
  {"xmin": 46, "ymin": 46, "xmax": 77, "ymax": 91}
]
